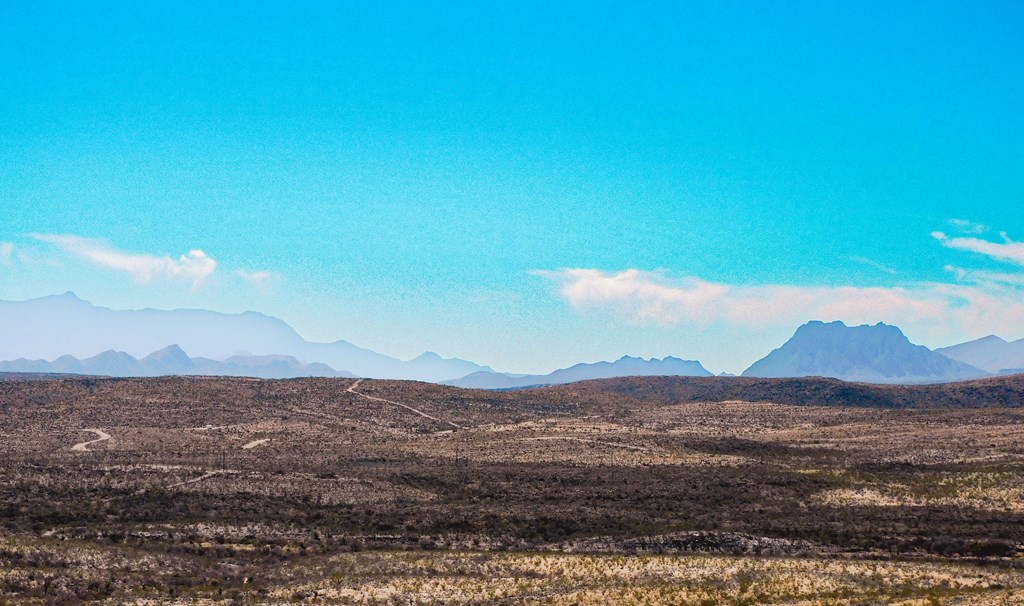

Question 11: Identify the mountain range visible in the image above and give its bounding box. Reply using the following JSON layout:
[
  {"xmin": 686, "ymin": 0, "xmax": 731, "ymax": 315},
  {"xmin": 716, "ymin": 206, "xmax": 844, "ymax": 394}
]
[
  {"xmin": 444, "ymin": 356, "xmax": 712, "ymax": 389},
  {"xmin": 1, "ymin": 293, "xmax": 1021, "ymax": 385},
  {"xmin": 0, "ymin": 293, "xmax": 487, "ymax": 382},
  {"xmin": 741, "ymin": 320, "xmax": 988, "ymax": 383},
  {"xmin": 0, "ymin": 344, "xmax": 355, "ymax": 379}
]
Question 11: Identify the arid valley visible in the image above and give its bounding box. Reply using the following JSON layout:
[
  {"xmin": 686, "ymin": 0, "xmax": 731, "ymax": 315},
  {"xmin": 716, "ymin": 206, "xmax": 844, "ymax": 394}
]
[{"xmin": 2, "ymin": 374, "xmax": 1023, "ymax": 604}]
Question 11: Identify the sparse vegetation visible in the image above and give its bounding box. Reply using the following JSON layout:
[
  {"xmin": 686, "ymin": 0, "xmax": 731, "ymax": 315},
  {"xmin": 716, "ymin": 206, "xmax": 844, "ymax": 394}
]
[{"xmin": 1, "ymin": 375, "xmax": 1022, "ymax": 603}]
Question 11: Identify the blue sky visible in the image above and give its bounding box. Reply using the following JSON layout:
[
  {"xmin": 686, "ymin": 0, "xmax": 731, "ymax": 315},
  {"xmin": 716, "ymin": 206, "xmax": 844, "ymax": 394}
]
[{"xmin": 2, "ymin": 1, "xmax": 1023, "ymax": 374}]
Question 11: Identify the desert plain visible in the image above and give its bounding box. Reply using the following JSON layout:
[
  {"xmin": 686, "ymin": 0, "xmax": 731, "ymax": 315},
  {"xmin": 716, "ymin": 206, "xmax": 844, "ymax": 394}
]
[{"xmin": 1, "ymin": 375, "xmax": 1023, "ymax": 605}]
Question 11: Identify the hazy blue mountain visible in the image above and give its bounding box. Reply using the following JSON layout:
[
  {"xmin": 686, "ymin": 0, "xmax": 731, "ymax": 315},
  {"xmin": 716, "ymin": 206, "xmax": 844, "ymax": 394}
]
[
  {"xmin": 15, "ymin": 350, "xmax": 144, "ymax": 376},
  {"xmin": 0, "ymin": 293, "xmax": 490, "ymax": 381},
  {"xmin": 140, "ymin": 344, "xmax": 197, "ymax": 375},
  {"xmin": 404, "ymin": 352, "xmax": 494, "ymax": 383},
  {"xmin": 50, "ymin": 355, "xmax": 85, "ymax": 374},
  {"xmin": 0, "ymin": 345, "xmax": 355, "ymax": 379},
  {"xmin": 446, "ymin": 371, "xmax": 546, "ymax": 390},
  {"xmin": 742, "ymin": 320, "xmax": 989, "ymax": 383},
  {"xmin": 84, "ymin": 350, "xmax": 141, "ymax": 376},
  {"xmin": 191, "ymin": 353, "xmax": 353, "ymax": 379},
  {"xmin": 935, "ymin": 335, "xmax": 1024, "ymax": 375},
  {"xmin": 445, "ymin": 355, "xmax": 713, "ymax": 389}
]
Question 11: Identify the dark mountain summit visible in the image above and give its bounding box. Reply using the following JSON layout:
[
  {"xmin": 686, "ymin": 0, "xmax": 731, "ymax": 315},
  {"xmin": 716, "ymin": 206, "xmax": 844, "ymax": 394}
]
[{"xmin": 742, "ymin": 320, "xmax": 988, "ymax": 383}]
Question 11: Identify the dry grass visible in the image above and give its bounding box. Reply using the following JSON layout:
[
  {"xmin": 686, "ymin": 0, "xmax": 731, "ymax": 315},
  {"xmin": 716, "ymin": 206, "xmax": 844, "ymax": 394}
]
[{"xmin": 3, "ymin": 535, "xmax": 1021, "ymax": 605}]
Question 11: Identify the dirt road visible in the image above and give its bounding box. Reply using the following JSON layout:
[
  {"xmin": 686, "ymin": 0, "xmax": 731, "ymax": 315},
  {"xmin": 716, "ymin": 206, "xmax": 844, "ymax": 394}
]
[
  {"xmin": 70, "ymin": 428, "xmax": 111, "ymax": 452},
  {"xmin": 346, "ymin": 379, "xmax": 463, "ymax": 429}
]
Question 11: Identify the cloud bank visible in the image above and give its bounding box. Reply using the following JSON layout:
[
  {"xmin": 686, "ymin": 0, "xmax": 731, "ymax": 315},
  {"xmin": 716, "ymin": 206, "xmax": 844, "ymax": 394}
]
[
  {"xmin": 536, "ymin": 225, "xmax": 1024, "ymax": 343},
  {"xmin": 535, "ymin": 268, "xmax": 1024, "ymax": 341}
]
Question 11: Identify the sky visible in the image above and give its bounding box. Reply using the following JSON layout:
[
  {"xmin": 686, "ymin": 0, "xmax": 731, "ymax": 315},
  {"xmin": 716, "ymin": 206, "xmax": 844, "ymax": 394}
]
[{"xmin": 1, "ymin": 1, "xmax": 1023, "ymax": 374}]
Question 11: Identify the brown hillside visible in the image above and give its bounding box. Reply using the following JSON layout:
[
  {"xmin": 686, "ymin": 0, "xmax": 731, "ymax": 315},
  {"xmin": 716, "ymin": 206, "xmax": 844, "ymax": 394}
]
[{"xmin": 545, "ymin": 373, "xmax": 1024, "ymax": 409}]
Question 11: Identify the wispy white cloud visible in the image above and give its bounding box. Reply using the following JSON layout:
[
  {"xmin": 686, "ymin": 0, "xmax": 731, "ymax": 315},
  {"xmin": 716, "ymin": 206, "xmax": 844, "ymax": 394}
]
[
  {"xmin": 947, "ymin": 218, "xmax": 987, "ymax": 235},
  {"xmin": 237, "ymin": 269, "xmax": 276, "ymax": 289},
  {"xmin": 944, "ymin": 265, "xmax": 1024, "ymax": 286},
  {"xmin": 32, "ymin": 234, "xmax": 217, "ymax": 287},
  {"xmin": 847, "ymin": 255, "xmax": 897, "ymax": 275},
  {"xmin": 932, "ymin": 231, "xmax": 1024, "ymax": 266},
  {"xmin": 0, "ymin": 242, "xmax": 13, "ymax": 265}
]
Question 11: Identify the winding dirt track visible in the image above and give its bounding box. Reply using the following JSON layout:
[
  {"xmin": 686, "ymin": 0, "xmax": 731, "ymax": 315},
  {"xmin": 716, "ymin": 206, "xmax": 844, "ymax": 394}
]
[
  {"xmin": 70, "ymin": 429, "xmax": 111, "ymax": 452},
  {"xmin": 346, "ymin": 379, "xmax": 463, "ymax": 429}
]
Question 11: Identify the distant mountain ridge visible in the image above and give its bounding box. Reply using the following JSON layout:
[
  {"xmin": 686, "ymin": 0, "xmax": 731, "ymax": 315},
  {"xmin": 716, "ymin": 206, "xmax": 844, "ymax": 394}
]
[
  {"xmin": 0, "ymin": 293, "xmax": 489, "ymax": 381},
  {"xmin": 4, "ymin": 293, "xmax": 1019, "ymax": 386},
  {"xmin": 444, "ymin": 355, "xmax": 713, "ymax": 389},
  {"xmin": 545, "ymin": 373, "xmax": 1024, "ymax": 409},
  {"xmin": 0, "ymin": 345, "xmax": 356, "ymax": 379},
  {"xmin": 935, "ymin": 335, "xmax": 1024, "ymax": 375},
  {"xmin": 742, "ymin": 320, "xmax": 989, "ymax": 383}
]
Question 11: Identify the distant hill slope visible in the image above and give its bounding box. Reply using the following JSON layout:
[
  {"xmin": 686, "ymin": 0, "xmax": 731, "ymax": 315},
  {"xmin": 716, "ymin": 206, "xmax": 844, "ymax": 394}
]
[
  {"xmin": 444, "ymin": 356, "xmax": 712, "ymax": 389},
  {"xmin": 0, "ymin": 293, "xmax": 489, "ymax": 381},
  {"xmin": 4, "ymin": 372, "xmax": 1023, "ymax": 409},
  {"xmin": 546, "ymin": 374, "xmax": 1024, "ymax": 409},
  {"xmin": 936, "ymin": 335, "xmax": 1024, "ymax": 374},
  {"xmin": 0, "ymin": 345, "xmax": 356, "ymax": 379},
  {"xmin": 742, "ymin": 320, "xmax": 988, "ymax": 383}
]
